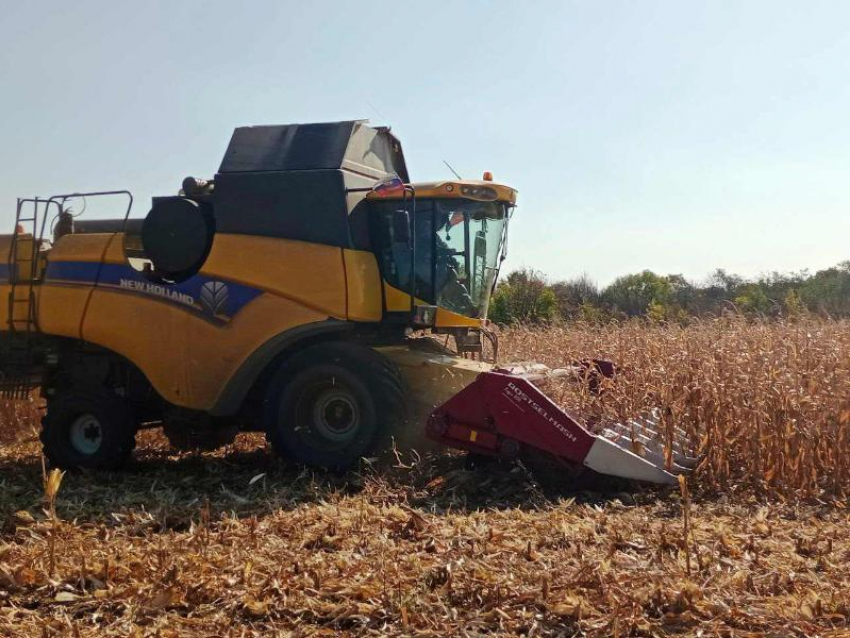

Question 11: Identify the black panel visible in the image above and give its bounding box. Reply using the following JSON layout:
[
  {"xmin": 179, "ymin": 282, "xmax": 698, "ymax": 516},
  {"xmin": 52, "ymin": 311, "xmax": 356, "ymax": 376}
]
[
  {"xmin": 74, "ymin": 219, "xmax": 144, "ymax": 234},
  {"xmin": 344, "ymin": 171, "xmax": 383, "ymax": 251},
  {"xmin": 219, "ymin": 122, "xmax": 356, "ymax": 173},
  {"xmin": 213, "ymin": 170, "xmax": 350, "ymax": 246},
  {"xmin": 219, "ymin": 121, "xmax": 409, "ymax": 180},
  {"xmin": 209, "ymin": 121, "xmax": 410, "ymax": 247}
]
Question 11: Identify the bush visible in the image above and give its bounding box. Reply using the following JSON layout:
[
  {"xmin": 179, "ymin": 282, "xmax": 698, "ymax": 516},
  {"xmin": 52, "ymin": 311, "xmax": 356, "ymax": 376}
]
[
  {"xmin": 486, "ymin": 259, "xmax": 850, "ymax": 323},
  {"xmin": 489, "ymin": 269, "xmax": 558, "ymax": 324}
]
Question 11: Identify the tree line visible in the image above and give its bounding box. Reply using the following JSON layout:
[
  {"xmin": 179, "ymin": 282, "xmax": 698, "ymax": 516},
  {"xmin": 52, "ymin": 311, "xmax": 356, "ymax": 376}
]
[{"xmin": 488, "ymin": 261, "xmax": 850, "ymax": 324}]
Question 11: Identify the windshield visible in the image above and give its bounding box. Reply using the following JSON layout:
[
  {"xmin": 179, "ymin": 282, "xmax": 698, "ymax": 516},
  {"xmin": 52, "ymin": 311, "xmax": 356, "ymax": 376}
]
[{"xmin": 373, "ymin": 198, "xmax": 509, "ymax": 319}]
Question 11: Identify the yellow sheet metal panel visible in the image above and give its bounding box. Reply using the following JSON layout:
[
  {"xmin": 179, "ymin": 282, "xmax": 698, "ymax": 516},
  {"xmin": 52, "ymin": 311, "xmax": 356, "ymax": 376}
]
[
  {"xmin": 383, "ymin": 282, "xmax": 481, "ymax": 328},
  {"xmin": 39, "ymin": 231, "xmax": 346, "ymax": 410},
  {"xmin": 367, "ymin": 180, "xmax": 517, "ymax": 204},
  {"xmin": 434, "ymin": 306, "xmax": 481, "ymax": 328},
  {"xmin": 37, "ymin": 285, "xmax": 90, "ymax": 339},
  {"xmin": 383, "ymin": 281, "xmax": 413, "ymax": 313},
  {"xmin": 50, "ymin": 233, "xmax": 114, "ymax": 262},
  {"xmin": 0, "ymin": 236, "xmax": 14, "ymax": 282},
  {"xmin": 37, "ymin": 234, "xmax": 115, "ymax": 338},
  {"xmin": 343, "ymin": 249, "xmax": 382, "ymax": 321},
  {"xmin": 377, "ymin": 344, "xmax": 490, "ymax": 402},
  {"xmin": 6, "ymin": 235, "xmax": 50, "ymax": 281},
  {"xmin": 201, "ymin": 234, "xmax": 346, "ymax": 318},
  {"xmin": 38, "ymin": 230, "xmax": 349, "ymax": 410},
  {"xmin": 101, "ymin": 233, "xmax": 347, "ymax": 319},
  {"xmin": 82, "ymin": 287, "xmax": 329, "ymax": 410}
]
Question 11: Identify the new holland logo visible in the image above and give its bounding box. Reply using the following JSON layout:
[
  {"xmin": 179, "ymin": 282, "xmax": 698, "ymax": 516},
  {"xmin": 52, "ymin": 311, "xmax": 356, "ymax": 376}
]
[
  {"xmin": 200, "ymin": 281, "xmax": 229, "ymax": 317},
  {"xmin": 118, "ymin": 278, "xmax": 195, "ymax": 307}
]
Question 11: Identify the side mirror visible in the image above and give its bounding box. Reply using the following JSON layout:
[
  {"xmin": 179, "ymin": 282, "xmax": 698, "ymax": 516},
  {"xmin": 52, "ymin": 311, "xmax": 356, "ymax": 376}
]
[{"xmin": 392, "ymin": 209, "xmax": 411, "ymax": 247}]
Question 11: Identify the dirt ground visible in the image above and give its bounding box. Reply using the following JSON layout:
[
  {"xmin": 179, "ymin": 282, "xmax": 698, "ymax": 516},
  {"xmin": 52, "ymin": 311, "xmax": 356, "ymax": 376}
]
[{"xmin": 1, "ymin": 430, "xmax": 849, "ymax": 637}]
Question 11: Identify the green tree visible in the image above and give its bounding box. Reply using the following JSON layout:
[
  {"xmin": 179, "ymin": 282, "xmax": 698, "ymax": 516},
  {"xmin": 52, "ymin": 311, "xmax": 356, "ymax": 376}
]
[
  {"xmin": 734, "ymin": 284, "xmax": 772, "ymax": 315},
  {"xmin": 799, "ymin": 262, "xmax": 850, "ymax": 316},
  {"xmin": 602, "ymin": 270, "xmax": 672, "ymax": 317},
  {"xmin": 489, "ymin": 269, "xmax": 558, "ymax": 324},
  {"xmin": 551, "ymin": 274, "xmax": 600, "ymax": 319}
]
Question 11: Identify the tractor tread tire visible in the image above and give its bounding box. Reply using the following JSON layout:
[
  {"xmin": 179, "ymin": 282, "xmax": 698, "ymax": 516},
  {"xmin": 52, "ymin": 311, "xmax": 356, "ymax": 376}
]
[
  {"xmin": 41, "ymin": 386, "xmax": 137, "ymax": 470},
  {"xmin": 264, "ymin": 342, "xmax": 405, "ymax": 471}
]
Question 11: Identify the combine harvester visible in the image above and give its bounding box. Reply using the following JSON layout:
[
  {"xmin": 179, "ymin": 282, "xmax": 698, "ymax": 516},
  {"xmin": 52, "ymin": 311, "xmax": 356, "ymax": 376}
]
[{"xmin": 0, "ymin": 121, "xmax": 695, "ymax": 485}]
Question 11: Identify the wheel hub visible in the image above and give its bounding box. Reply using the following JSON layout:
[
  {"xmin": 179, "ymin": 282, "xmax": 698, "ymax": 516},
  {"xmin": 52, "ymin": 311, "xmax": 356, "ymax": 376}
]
[
  {"xmin": 69, "ymin": 413, "xmax": 103, "ymax": 455},
  {"xmin": 311, "ymin": 389, "xmax": 360, "ymax": 442}
]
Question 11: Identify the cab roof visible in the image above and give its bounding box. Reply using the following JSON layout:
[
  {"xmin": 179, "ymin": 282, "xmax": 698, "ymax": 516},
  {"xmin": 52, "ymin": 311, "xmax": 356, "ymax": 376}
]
[{"xmin": 367, "ymin": 179, "xmax": 517, "ymax": 205}]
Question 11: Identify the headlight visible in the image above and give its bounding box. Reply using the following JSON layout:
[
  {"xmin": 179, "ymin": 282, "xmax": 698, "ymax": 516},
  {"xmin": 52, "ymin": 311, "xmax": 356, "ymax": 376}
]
[{"xmin": 460, "ymin": 185, "xmax": 498, "ymax": 201}]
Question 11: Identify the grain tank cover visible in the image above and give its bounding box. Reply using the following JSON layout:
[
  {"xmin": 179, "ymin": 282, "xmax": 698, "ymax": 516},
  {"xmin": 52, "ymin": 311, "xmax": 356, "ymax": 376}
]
[
  {"xmin": 219, "ymin": 121, "xmax": 409, "ymax": 181},
  {"xmin": 212, "ymin": 121, "xmax": 408, "ymax": 249}
]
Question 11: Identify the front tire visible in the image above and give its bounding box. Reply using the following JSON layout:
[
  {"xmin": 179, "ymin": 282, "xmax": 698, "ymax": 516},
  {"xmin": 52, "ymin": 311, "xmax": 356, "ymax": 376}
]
[
  {"xmin": 264, "ymin": 343, "xmax": 403, "ymax": 471},
  {"xmin": 41, "ymin": 386, "xmax": 137, "ymax": 470}
]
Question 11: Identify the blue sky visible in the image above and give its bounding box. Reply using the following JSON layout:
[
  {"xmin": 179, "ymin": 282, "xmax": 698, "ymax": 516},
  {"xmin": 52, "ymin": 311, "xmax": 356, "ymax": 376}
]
[{"xmin": 2, "ymin": 1, "xmax": 848, "ymax": 285}]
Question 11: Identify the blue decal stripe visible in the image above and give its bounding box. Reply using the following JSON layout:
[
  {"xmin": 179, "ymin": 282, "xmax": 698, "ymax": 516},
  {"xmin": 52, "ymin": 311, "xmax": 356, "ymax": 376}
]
[
  {"xmin": 45, "ymin": 261, "xmax": 103, "ymax": 283},
  {"xmin": 44, "ymin": 260, "xmax": 263, "ymax": 320}
]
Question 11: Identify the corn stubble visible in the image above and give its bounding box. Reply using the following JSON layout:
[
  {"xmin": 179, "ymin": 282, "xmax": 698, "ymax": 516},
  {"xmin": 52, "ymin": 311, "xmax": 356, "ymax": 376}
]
[{"xmin": 0, "ymin": 318, "xmax": 849, "ymax": 636}]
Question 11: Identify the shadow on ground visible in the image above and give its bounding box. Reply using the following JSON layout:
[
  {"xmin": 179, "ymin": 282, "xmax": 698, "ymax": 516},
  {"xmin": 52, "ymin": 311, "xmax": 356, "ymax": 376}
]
[{"xmin": 0, "ymin": 430, "xmax": 666, "ymax": 534}]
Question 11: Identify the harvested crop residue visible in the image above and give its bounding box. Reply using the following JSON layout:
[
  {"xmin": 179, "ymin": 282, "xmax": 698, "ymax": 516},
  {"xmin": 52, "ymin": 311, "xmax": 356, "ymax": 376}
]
[{"xmin": 1, "ymin": 432, "xmax": 849, "ymax": 636}]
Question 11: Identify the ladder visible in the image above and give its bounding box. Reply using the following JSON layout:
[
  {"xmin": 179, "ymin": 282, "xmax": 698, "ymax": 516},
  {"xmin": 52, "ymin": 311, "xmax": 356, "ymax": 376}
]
[
  {"xmin": 1, "ymin": 192, "xmax": 132, "ymax": 399},
  {"xmin": 1, "ymin": 198, "xmax": 55, "ymax": 397},
  {"xmin": 8, "ymin": 199, "xmax": 54, "ymax": 334}
]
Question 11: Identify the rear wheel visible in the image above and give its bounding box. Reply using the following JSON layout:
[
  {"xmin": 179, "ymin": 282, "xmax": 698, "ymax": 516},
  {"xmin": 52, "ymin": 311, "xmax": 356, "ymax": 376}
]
[
  {"xmin": 264, "ymin": 343, "xmax": 404, "ymax": 470},
  {"xmin": 41, "ymin": 387, "xmax": 137, "ymax": 470}
]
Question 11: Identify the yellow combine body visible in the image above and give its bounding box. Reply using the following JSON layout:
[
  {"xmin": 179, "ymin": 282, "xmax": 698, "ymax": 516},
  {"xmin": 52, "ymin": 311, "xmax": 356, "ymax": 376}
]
[
  {"xmin": 0, "ymin": 232, "xmax": 494, "ymax": 413},
  {"xmin": 4, "ymin": 120, "xmax": 690, "ymax": 485},
  {"xmin": 1, "ymin": 121, "xmax": 514, "ymax": 470}
]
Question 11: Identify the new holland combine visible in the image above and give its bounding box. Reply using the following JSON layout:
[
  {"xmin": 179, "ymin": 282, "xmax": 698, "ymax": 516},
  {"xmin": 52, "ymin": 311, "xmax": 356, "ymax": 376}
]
[{"xmin": 1, "ymin": 121, "xmax": 695, "ymax": 485}]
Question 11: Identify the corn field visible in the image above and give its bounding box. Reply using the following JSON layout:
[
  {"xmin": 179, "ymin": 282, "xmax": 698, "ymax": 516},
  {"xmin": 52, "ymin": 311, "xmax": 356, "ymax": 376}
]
[
  {"xmin": 1, "ymin": 318, "xmax": 850, "ymax": 636},
  {"xmin": 500, "ymin": 317, "xmax": 850, "ymax": 500}
]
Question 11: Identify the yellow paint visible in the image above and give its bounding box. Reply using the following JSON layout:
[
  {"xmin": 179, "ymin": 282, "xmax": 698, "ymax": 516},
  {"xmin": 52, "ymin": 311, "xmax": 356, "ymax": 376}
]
[
  {"xmin": 4, "ymin": 226, "xmax": 487, "ymax": 411},
  {"xmin": 434, "ymin": 306, "xmax": 483, "ymax": 329},
  {"xmin": 7, "ymin": 285, "xmax": 35, "ymax": 330},
  {"xmin": 204, "ymin": 235, "xmax": 346, "ymax": 318},
  {"xmin": 100, "ymin": 232, "xmax": 349, "ymax": 318},
  {"xmin": 0, "ymin": 233, "xmax": 50, "ymax": 281},
  {"xmin": 367, "ymin": 179, "xmax": 517, "ymax": 204},
  {"xmin": 384, "ymin": 281, "xmax": 417, "ymax": 313},
  {"xmin": 52, "ymin": 232, "xmax": 115, "ymax": 262},
  {"xmin": 82, "ymin": 285, "xmax": 329, "ymax": 409},
  {"xmin": 384, "ymin": 282, "xmax": 482, "ymax": 328},
  {"xmin": 470, "ymin": 430, "xmax": 478, "ymax": 442},
  {"xmin": 37, "ymin": 285, "xmax": 91, "ymax": 339},
  {"xmin": 22, "ymin": 231, "xmax": 347, "ymax": 409},
  {"xmin": 38, "ymin": 233, "xmax": 115, "ymax": 338},
  {"xmin": 343, "ymin": 249, "xmax": 382, "ymax": 321}
]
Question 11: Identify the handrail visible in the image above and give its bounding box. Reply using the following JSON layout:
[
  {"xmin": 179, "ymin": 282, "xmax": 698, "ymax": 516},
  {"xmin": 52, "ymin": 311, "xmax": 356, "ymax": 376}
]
[{"xmin": 45, "ymin": 190, "xmax": 134, "ymax": 230}]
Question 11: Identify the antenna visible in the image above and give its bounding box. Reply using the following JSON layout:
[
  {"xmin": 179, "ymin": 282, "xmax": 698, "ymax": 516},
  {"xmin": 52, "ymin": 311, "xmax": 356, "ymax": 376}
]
[
  {"xmin": 443, "ymin": 160, "xmax": 462, "ymax": 180},
  {"xmin": 365, "ymin": 100, "xmax": 387, "ymax": 122}
]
